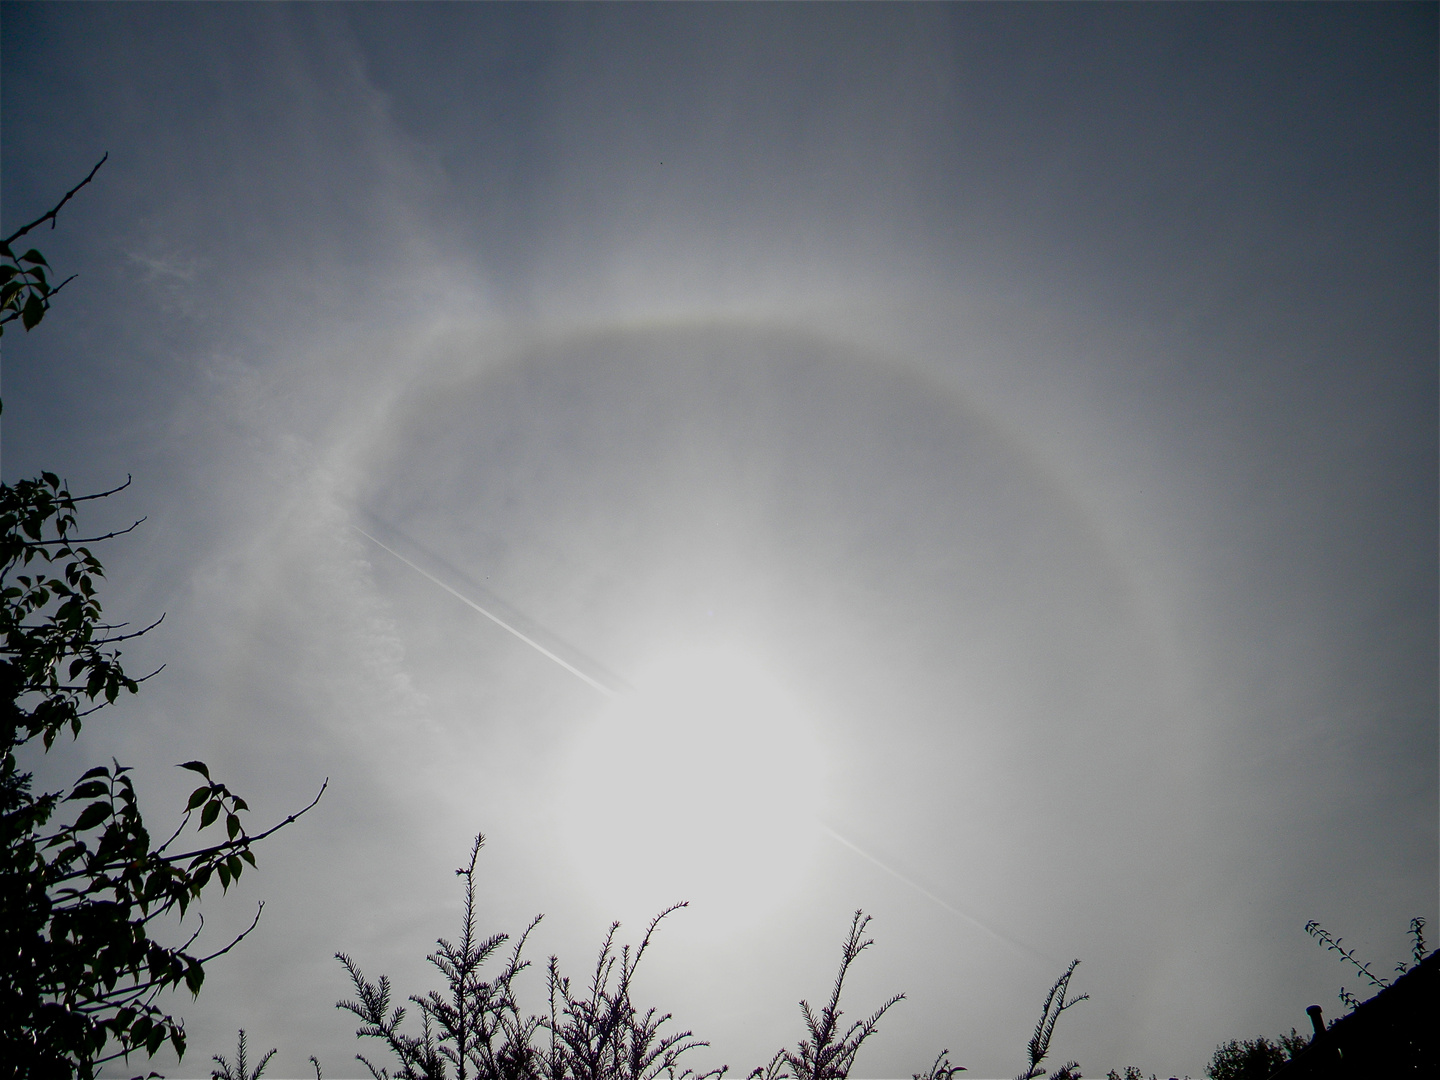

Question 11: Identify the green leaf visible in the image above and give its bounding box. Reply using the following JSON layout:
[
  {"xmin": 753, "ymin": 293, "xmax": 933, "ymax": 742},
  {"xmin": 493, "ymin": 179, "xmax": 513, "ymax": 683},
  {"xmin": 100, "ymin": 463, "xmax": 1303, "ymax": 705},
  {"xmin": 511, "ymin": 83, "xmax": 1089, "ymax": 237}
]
[
  {"xmin": 74, "ymin": 801, "xmax": 112, "ymax": 831},
  {"xmin": 21, "ymin": 293, "xmax": 45, "ymax": 330},
  {"xmin": 186, "ymin": 786, "xmax": 210, "ymax": 811},
  {"xmin": 240, "ymin": 848, "xmax": 256, "ymax": 867},
  {"xmin": 226, "ymin": 812, "xmax": 240, "ymax": 839},
  {"xmin": 199, "ymin": 800, "xmax": 220, "ymax": 829},
  {"xmin": 66, "ymin": 780, "xmax": 109, "ymax": 801},
  {"xmin": 19, "ymin": 248, "xmax": 49, "ymax": 266},
  {"xmin": 178, "ymin": 760, "xmax": 210, "ymax": 779}
]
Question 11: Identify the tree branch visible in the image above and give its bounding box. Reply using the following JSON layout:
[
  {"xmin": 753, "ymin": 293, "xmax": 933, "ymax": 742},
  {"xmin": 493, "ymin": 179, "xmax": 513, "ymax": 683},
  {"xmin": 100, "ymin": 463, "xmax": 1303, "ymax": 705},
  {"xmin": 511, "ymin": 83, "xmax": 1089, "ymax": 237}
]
[
  {"xmin": 70, "ymin": 473, "xmax": 134, "ymax": 502},
  {"xmin": 163, "ymin": 779, "xmax": 329, "ymax": 864},
  {"xmin": 88, "ymin": 613, "xmax": 167, "ymax": 645},
  {"xmin": 21, "ymin": 516, "xmax": 147, "ymax": 545},
  {"xmin": 3, "ymin": 154, "xmax": 109, "ymax": 247}
]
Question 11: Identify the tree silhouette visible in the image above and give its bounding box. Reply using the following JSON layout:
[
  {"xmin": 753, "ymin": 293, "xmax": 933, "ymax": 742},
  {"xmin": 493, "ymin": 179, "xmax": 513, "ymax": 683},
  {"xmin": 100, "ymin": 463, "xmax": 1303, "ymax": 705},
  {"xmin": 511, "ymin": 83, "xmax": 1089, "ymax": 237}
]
[
  {"xmin": 0, "ymin": 162, "xmax": 323, "ymax": 1079},
  {"xmin": 1204, "ymin": 1034, "xmax": 1306, "ymax": 1080}
]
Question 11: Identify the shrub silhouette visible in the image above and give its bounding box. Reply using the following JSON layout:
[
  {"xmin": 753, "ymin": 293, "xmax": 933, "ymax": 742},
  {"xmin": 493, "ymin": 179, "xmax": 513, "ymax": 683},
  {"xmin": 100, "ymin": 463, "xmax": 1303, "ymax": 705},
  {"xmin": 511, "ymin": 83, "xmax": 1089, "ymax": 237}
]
[
  {"xmin": 913, "ymin": 1050, "xmax": 967, "ymax": 1080},
  {"xmin": 334, "ymin": 834, "xmax": 987, "ymax": 1080},
  {"xmin": 749, "ymin": 911, "xmax": 903, "ymax": 1080},
  {"xmin": 327, "ymin": 832, "xmax": 1114, "ymax": 1080},
  {"xmin": 212, "ymin": 1029, "xmax": 278, "ymax": 1080},
  {"xmin": 1014, "ymin": 959, "xmax": 1086, "ymax": 1080},
  {"xmin": 337, "ymin": 834, "xmax": 722, "ymax": 1080}
]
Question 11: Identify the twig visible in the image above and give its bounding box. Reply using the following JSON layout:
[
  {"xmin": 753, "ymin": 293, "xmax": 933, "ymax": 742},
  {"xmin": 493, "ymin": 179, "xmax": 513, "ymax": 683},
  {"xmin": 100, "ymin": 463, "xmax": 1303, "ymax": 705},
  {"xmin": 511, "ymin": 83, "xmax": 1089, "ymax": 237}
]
[
  {"xmin": 3, "ymin": 154, "xmax": 109, "ymax": 246},
  {"xmin": 1305, "ymin": 921, "xmax": 1389, "ymax": 990},
  {"xmin": 163, "ymin": 779, "xmax": 328, "ymax": 864},
  {"xmin": 23, "ymin": 516, "xmax": 148, "ymax": 545}
]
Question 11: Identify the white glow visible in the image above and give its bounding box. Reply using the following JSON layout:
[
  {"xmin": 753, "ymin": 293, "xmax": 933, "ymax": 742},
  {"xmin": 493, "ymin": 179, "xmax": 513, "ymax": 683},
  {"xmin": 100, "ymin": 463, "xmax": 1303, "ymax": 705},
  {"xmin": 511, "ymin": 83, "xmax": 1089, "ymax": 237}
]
[{"xmin": 557, "ymin": 646, "xmax": 827, "ymax": 923}]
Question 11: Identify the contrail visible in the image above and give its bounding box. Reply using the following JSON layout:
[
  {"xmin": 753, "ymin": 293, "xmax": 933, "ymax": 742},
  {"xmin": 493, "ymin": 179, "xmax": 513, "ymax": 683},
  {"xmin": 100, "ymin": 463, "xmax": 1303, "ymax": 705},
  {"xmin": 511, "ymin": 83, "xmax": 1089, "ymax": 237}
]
[
  {"xmin": 817, "ymin": 823, "xmax": 1055, "ymax": 966},
  {"xmin": 353, "ymin": 516, "xmax": 1048, "ymax": 964},
  {"xmin": 350, "ymin": 524, "xmax": 618, "ymax": 698}
]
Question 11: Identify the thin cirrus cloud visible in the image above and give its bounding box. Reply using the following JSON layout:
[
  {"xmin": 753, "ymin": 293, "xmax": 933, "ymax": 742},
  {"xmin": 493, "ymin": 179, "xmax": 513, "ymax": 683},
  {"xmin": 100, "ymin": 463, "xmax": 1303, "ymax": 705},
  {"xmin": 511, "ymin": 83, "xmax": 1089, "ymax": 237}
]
[{"xmin": 1, "ymin": 4, "xmax": 1434, "ymax": 1079}]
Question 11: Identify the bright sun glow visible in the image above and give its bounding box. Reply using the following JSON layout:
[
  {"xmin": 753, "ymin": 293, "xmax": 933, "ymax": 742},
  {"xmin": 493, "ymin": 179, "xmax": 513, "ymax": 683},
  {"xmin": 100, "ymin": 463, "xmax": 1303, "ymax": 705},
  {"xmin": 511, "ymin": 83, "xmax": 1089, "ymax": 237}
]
[{"xmin": 557, "ymin": 646, "xmax": 827, "ymax": 923}]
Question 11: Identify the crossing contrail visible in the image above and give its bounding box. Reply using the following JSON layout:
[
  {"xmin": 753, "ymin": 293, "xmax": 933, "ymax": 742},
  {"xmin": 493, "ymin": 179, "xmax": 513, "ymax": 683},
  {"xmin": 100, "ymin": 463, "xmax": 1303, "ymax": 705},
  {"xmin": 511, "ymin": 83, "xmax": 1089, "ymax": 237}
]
[{"xmin": 351, "ymin": 516, "xmax": 1051, "ymax": 966}]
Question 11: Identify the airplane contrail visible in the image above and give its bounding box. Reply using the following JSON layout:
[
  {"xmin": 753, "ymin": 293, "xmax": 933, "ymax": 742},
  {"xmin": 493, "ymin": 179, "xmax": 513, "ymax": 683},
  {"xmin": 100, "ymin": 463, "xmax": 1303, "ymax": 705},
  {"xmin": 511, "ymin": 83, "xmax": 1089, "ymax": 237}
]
[
  {"xmin": 817, "ymin": 823, "xmax": 1055, "ymax": 966},
  {"xmin": 350, "ymin": 524, "xmax": 619, "ymax": 698},
  {"xmin": 351, "ymin": 516, "xmax": 1051, "ymax": 966}
]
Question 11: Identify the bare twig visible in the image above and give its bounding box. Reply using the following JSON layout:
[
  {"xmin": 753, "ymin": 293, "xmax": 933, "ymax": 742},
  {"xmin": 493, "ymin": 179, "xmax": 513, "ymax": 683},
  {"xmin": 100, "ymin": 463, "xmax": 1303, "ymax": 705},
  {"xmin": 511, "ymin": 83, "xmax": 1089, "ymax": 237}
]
[
  {"xmin": 88, "ymin": 613, "xmax": 167, "ymax": 645},
  {"xmin": 70, "ymin": 474, "xmax": 134, "ymax": 502},
  {"xmin": 23, "ymin": 516, "xmax": 148, "ymax": 545},
  {"xmin": 3, "ymin": 153, "xmax": 109, "ymax": 247}
]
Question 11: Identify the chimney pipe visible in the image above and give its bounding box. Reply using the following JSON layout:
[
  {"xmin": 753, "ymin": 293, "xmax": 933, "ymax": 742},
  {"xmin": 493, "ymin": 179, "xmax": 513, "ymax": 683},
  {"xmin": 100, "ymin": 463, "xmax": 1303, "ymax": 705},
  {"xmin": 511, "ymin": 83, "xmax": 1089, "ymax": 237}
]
[{"xmin": 1306, "ymin": 1004, "xmax": 1325, "ymax": 1040}]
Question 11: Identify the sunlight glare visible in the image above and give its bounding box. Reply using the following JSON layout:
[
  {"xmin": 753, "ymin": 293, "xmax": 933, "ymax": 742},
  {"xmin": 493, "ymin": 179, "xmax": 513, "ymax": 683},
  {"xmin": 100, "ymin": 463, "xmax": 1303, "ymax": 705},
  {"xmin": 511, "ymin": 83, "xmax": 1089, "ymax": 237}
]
[{"xmin": 557, "ymin": 646, "xmax": 827, "ymax": 924}]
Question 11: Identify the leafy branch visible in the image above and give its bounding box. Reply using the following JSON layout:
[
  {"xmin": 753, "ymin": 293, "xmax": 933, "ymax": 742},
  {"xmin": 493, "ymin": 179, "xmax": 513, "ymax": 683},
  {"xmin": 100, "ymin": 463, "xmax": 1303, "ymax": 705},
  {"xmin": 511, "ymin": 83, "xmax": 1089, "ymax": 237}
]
[
  {"xmin": 2, "ymin": 468, "xmax": 321, "ymax": 1076},
  {"xmin": 1399, "ymin": 917, "xmax": 1427, "ymax": 974},
  {"xmin": 1305, "ymin": 915, "xmax": 1434, "ymax": 1015},
  {"xmin": 1304, "ymin": 920, "xmax": 1389, "ymax": 991},
  {"xmin": 0, "ymin": 153, "xmax": 106, "ymax": 338}
]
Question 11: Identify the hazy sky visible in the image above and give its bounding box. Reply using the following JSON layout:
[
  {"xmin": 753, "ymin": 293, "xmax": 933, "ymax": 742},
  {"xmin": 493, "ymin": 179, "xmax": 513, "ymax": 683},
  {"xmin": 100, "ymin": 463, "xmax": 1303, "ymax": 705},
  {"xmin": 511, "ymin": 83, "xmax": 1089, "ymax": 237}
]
[{"xmin": 2, "ymin": 4, "xmax": 1435, "ymax": 1078}]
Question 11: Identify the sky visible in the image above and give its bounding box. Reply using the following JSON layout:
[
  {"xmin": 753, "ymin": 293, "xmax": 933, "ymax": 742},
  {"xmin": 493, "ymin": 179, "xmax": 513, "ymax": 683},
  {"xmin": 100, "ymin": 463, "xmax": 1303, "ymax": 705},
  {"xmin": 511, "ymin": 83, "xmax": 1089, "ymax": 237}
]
[{"xmin": 2, "ymin": 4, "xmax": 1435, "ymax": 1078}]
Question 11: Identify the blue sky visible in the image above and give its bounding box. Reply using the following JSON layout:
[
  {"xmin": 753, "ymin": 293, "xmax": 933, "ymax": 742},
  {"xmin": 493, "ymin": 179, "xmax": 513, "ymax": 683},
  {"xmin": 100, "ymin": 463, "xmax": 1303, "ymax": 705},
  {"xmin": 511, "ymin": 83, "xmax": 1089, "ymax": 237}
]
[{"xmin": 3, "ymin": 4, "xmax": 1435, "ymax": 1077}]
